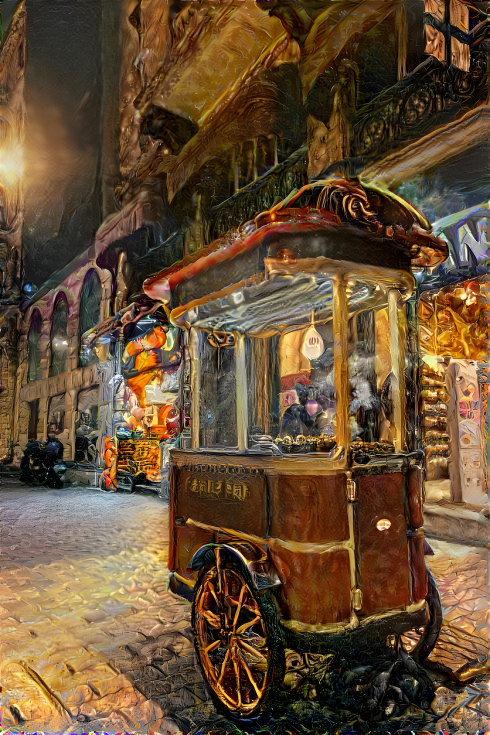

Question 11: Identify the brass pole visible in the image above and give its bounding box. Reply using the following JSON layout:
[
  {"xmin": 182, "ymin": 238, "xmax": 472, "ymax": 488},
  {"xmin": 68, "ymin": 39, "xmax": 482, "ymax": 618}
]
[
  {"xmin": 388, "ymin": 288, "xmax": 406, "ymax": 451},
  {"xmin": 189, "ymin": 328, "xmax": 200, "ymax": 449},
  {"xmin": 235, "ymin": 333, "xmax": 248, "ymax": 451},
  {"xmin": 333, "ymin": 276, "xmax": 350, "ymax": 456}
]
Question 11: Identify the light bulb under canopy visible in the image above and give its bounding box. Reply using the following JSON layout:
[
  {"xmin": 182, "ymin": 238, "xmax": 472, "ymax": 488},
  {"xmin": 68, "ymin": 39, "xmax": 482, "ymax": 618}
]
[{"xmin": 301, "ymin": 324, "xmax": 324, "ymax": 360}]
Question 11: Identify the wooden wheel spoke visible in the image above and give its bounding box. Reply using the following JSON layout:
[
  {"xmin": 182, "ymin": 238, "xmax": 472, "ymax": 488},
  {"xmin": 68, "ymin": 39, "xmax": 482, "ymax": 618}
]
[
  {"xmin": 204, "ymin": 638, "xmax": 222, "ymax": 655},
  {"xmin": 203, "ymin": 578, "xmax": 222, "ymax": 610},
  {"xmin": 237, "ymin": 637, "xmax": 268, "ymax": 662},
  {"xmin": 217, "ymin": 646, "xmax": 231, "ymax": 686},
  {"xmin": 238, "ymin": 650, "xmax": 263, "ymax": 699},
  {"xmin": 197, "ymin": 607, "xmax": 221, "ymax": 629},
  {"xmin": 232, "ymin": 584, "xmax": 247, "ymax": 630},
  {"xmin": 236, "ymin": 615, "xmax": 261, "ymax": 635},
  {"xmin": 194, "ymin": 563, "xmax": 280, "ymax": 715},
  {"xmin": 242, "ymin": 602, "xmax": 260, "ymax": 615},
  {"xmin": 232, "ymin": 654, "xmax": 242, "ymax": 708}
]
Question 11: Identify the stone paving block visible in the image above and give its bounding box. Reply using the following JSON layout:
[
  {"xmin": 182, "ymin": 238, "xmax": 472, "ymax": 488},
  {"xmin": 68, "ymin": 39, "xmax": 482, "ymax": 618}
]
[
  {"xmin": 121, "ymin": 698, "xmax": 168, "ymax": 729},
  {"xmin": 64, "ymin": 651, "xmax": 105, "ymax": 674},
  {"xmin": 164, "ymin": 684, "xmax": 201, "ymax": 710},
  {"xmin": 87, "ymin": 672, "xmax": 136, "ymax": 698},
  {"xmin": 139, "ymin": 680, "xmax": 173, "ymax": 699},
  {"xmin": 83, "ymin": 607, "xmax": 109, "ymax": 624},
  {"xmin": 166, "ymin": 635, "xmax": 194, "ymax": 657},
  {"xmin": 92, "ymin": 685, "xmax": 146, "ymax": 715},
  {"xmin": 36, "ymin": 667, "xmax": 75, "ymax": 696},
  {"xmin": 79, "ymin": 629, "xmax": 114, "ymax": 647},
  {"xmin": 0, "ymin": 583, "xmax": 20, "ymax": 600},
  {"xmin": 100, "ymin": 597, "xmax": 129, "ymax": 615},
  {"xmin": 100, "ymin": 630, "xmax": 136, "ymax": 649}
]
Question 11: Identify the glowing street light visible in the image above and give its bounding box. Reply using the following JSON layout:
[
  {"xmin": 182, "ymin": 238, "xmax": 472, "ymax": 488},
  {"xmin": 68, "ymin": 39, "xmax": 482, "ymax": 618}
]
[{"xmin": 0, "ymin": 142, "xmax": 23, "ymax": 189}]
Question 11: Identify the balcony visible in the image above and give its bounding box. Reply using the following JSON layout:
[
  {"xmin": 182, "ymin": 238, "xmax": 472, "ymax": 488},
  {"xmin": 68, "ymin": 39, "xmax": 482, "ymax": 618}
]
[{"xmin": 353, "ymin": 52, "xmax": 487, "ymax": 161}]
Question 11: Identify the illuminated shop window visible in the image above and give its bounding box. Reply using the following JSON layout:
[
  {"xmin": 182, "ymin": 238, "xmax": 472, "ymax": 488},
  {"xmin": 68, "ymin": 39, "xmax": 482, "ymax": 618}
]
[
  {"xmin": 78, "ymin": 270, "xmax": 102, "ymax": 367},
  {"xmin": 49, "ymin": 294, "xmax": 69, "ymax": 377},
  {"xmin": 27, "ymin": 309, "xmax": 42, "ymax": 382}
]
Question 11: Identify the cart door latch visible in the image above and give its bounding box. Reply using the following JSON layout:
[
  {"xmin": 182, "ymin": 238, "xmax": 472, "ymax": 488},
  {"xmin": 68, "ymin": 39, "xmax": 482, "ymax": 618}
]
[
  {"xmin": 351, "ymin": 587, "xmax": 363, "ymax": 611},
  {"xmin": 346, "ymin": 478, "xmax": 357, "ymax": 502}
]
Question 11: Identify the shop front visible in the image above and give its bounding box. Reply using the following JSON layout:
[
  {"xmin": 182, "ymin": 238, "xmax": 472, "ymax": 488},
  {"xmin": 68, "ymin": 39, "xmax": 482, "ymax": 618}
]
[
  {"xmin": 418, "ymin": 275, "xmax": 488, "ymax": 507},
  {"xmin": 83, "ymin": 296, "xmax": 183, "ymax": 493}
]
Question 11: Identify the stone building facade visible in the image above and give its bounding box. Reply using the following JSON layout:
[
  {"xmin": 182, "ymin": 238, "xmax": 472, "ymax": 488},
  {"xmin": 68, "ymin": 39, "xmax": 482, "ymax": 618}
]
[
  {"xmin": 0, "ymin": 1, "xmax": 25, "ymax": 462},
  {"xmin": 14, "ymin": 196, "xmax": 156, "ymax": 462},
  {"xmin": 16, "ymin": 262, "xmax": 112, "ymax": 460}
]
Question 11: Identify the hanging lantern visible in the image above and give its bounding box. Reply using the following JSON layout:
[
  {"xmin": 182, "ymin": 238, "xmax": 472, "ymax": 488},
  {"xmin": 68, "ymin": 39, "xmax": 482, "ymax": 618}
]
[{"xmin": 301, "ymin": 311, "xmax": 324, "ymax": 360}]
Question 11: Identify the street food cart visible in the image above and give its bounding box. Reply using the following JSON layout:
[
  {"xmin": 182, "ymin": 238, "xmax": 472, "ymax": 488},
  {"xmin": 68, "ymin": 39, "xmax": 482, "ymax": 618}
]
[{"xmin": 144, "ymin": 179, "xmax": 448, "ymax": 718}]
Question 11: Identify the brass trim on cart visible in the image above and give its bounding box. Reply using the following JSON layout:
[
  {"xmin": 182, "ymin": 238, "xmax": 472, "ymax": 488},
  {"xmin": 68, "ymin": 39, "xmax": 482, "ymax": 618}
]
[
  {"xmin": 186, "ymin": 517, "xmax": 353, "ymax": 556},
  {"xmin": 389, "ymin": 288, "xmax": 407, "ymax": 451},
  {"xmin": 169, "ymin": 447, "xmax": 349, "ymax": 473},
  {"xmin": 333, "ymin": 274, "xmax": 350, "ymax": 461},
  {"xmin": 281, "ymin": 599, "xmax": 427, "ymax": 635},
  {"xmin": 235, "ymin": 333, "xmax": 248, "ymax": 451}
]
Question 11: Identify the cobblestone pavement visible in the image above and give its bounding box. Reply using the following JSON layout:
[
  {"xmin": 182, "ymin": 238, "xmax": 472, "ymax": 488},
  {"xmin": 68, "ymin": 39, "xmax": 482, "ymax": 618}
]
[
  {"xmin": 0, "ymin": 481, "xmax": 488, "ymax": 734},
  {"xmin": 0, "ymin": 481, "xmax": 206, "ymax": 734}
]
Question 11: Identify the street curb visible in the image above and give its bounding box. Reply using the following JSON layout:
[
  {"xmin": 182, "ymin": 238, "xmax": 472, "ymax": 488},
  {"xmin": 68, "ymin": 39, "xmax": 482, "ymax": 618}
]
[{"xmin": 424, "ymin": 502, "xmax": 489, "ymax": 547}]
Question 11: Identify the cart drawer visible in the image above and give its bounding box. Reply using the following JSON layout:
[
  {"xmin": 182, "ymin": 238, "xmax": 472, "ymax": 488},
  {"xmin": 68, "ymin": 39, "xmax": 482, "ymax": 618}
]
[
  {"xmin": 356, "ymin": 472, "xmax": 410, "ymax": 616},
  {"xmin": 174, "ymin": 466, "xmax": 268, "ymax": 537},
  {"xmin": 269, "ymin": 474, "xmax": 349, "ymax": 544}
]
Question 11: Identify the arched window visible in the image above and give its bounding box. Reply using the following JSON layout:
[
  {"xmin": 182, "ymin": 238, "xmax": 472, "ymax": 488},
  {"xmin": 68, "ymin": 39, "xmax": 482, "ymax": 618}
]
[
  {"xmin": 27, "ymin": 309, "xmax": 42, "ymax": 382},
  {"xmin": 50, "ymin": 294, "xmax": 68, "ymax": 377},
  {"xmin": 78, "ymin": 270, "xmax": 102, "ymax": 367}
]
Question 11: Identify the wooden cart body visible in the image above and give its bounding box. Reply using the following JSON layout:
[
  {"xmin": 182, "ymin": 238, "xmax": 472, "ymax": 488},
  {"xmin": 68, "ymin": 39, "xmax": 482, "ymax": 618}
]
[{"xmin": 169, "ymin": 452, "xmax": 427, "ymax": 638}]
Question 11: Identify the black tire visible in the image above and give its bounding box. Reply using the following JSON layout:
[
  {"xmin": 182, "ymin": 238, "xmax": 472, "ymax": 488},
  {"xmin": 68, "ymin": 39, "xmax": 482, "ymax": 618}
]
[
  {"xmin": 402, "ymin": 568, "xmax": 443, "ymax": 663},
  {"xmin": 192, "ymin": 550, "xmax": 284, "ymax": 719}
]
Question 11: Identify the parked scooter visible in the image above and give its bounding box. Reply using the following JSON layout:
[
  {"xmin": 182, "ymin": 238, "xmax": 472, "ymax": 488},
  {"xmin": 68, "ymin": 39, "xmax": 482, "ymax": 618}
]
[{"xmin": 20, "ymin": 435, "xmax": 67, "ymax": 488}]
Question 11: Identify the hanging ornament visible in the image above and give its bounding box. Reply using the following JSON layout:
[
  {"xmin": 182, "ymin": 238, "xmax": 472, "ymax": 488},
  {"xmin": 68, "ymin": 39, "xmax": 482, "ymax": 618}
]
[{"xmin": 301, "ymin": 311, "xmax": 324, "ymax": 360}]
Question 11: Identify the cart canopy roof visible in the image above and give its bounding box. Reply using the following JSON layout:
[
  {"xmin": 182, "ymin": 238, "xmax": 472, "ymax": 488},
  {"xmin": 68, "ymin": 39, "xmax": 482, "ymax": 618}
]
[{"xmin": 143, "ymin": 179, "xmax": 447, "ymax": 317}]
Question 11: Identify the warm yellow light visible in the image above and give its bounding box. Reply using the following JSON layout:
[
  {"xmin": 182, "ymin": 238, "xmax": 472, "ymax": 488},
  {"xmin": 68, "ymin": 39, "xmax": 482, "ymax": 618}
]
[
  {"xmin": 376, "ymin": 518, "xmax": 391, "ymax": 531},
  {"xmin": 0, "ymin": 144, "xmax": 23, "ymax": 188}
]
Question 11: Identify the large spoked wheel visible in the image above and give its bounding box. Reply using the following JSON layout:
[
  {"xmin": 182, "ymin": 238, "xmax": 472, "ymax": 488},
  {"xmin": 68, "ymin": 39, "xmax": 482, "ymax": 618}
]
[
  {"xmin": 400, "ymin": 568, "xmax": 443, "ymax": 662},
  {"xmin": 192, "ymin": 550, "xmax": 284, "ymax": 718}
]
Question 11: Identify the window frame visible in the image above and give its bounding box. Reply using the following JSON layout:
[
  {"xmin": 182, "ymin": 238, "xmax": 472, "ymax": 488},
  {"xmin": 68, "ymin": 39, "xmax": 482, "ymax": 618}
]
[
  {"xmin": 78, "ymin": 269, "xmax": 102, "ymax": 368},
  {"xmin": 49, "ymin": 293, "xmax": 69, "ymax": 377},
  {"xmin": 27, "ymin": 308, "xmax": 43, "ymax": 383}
]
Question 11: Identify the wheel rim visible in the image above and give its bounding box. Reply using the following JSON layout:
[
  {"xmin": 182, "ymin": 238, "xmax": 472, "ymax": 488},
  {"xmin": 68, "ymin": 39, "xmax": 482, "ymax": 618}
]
[{"xmin": 193, "ymin": 553, "xmax": 272, "ymax": 715}]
